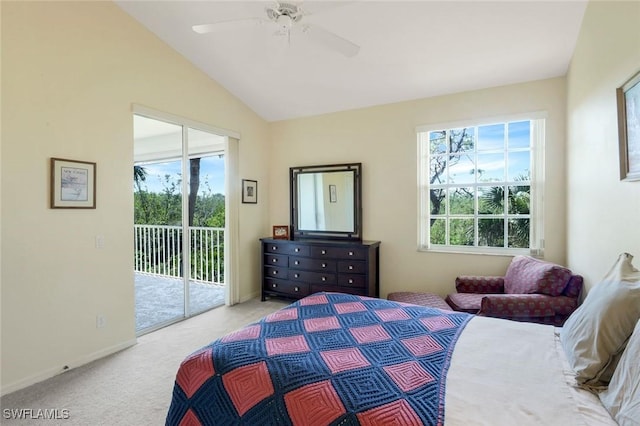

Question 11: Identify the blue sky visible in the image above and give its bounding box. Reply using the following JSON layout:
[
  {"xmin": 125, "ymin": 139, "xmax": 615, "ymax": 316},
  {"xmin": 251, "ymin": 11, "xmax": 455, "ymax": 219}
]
[
  {"xmin": 431, "ymin": 121, "xmax": 531, "ymax": 183},
  {"xmin": 136, "ymin": 155, "xmax": 225, "ymax": 195}
]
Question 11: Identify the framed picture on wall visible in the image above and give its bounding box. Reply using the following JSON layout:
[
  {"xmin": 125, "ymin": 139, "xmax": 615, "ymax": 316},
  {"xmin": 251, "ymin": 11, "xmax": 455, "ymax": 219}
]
[
  {"xmin": 50, "ymin": 158, "xmax": 96, "ymax": 209},
  {"xmin": 329, "ymin": 184, "xmax": 337, "ymax": 203},
  {"xmin": 242, "ymin": 179, "xmax": 257, "ymax": 203},
  {"xmin": 617, "ymin": 69, "xmax": 640, "ymax": 181}
]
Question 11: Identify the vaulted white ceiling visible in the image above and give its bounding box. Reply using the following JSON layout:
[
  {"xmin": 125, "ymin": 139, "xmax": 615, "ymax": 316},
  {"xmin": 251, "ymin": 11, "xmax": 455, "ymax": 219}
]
[{"xmin": 116, "ymin": 1, "xmax": 587, "ymax": 122}]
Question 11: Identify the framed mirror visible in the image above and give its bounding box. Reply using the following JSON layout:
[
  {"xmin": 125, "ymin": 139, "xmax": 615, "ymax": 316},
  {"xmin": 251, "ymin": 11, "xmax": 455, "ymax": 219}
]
[{"xmin": 290, "ymin": 163, "xmax": 362, "ymax": 240}]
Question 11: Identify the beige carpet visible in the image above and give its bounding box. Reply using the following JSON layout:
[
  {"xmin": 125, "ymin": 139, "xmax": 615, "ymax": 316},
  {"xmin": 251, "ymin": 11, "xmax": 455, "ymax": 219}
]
[{"xmin": 0, "ymin": 298, "xmax": 288, "ymax": 425}]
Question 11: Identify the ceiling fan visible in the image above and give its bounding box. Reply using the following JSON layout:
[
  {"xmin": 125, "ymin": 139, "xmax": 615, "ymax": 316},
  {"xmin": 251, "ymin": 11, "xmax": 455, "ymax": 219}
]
[{"xmin": 192, "ymin": 1, "xmax": 360, "ymax": 58}]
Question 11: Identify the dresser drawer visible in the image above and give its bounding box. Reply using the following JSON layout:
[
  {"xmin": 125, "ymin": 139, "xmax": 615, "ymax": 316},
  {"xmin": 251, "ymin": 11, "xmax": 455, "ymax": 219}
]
[
  {"xmin": 310, "ymin": 246, "xmax": 367, "ymax": 260},
  {"xmin": 290, "ymin": 270, "xmax": 337, "ymax": 285},
  {"xmin": 265, "ymin": 279, "xmax": 309, "ymax": 297},
  {"xmin": 264, "ymin": 266, "xmax": 288, "ymax": 280},
  {"xmin": 265, "ymin": 254, "xmax": 288, "ymax": 267},
  {"xmin": 265, "ymin": 242, "xmax": 310, "ymax": 256},
  {"xmin": 287, "ymin": 244, "xmax": 311, "ymax": 257},
  {"xmin": 338, "ymin": 274, "xmax": 366, "ymax": 288},
  {"xmin": 264, "ymin": 242, "xmax": 289, "ymax": 255},
  {"xmin": 290, "ymin": 257, "xmax": 336, "ymax": 272},
  {"xmin": 338, "ymin": 260, "xmax": 366, "ymax": 274}
]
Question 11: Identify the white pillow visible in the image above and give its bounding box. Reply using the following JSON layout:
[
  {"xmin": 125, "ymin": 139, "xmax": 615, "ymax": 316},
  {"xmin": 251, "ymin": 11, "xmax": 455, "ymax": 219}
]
[
  {"xmin": 599, "ymin": 319, "xmax": 640, "ymax": 426},
  {"xmin": 560, "ymin": 253, "xmax": 640, "ymax": 386}
]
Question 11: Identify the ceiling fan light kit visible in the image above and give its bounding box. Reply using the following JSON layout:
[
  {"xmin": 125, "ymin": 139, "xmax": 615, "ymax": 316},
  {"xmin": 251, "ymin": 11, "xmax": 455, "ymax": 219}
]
[
  {"xmin": 192, "ymin": 1, "xmax": 360, "ymax": 58},
  {"xmin": 276, "ymin": 14, "xmax": 293, "ymax": 32}
]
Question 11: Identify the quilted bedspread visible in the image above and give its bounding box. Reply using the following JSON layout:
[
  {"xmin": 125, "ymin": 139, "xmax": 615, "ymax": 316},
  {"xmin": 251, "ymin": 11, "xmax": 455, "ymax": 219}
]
[{"xmin": 166, "ymin": 292, "xmax": 472, "ymax": 426}]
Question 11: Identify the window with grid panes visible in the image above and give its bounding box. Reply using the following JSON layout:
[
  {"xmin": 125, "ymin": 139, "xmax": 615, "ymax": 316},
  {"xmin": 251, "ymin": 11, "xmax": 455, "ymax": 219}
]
[{"xmin": 417, "ymin": 116, "xmax": 545, "ymax": 255}]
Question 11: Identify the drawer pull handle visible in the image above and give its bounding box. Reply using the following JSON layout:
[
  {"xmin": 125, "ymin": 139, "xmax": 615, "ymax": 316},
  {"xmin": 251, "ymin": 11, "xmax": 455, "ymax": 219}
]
[
  {"xmin": 349, "ymin": 265, "xmax": 354, "ymax": 270},
  {"xmin": 294, "ymin": 286, "xmax": 299, "ymax": 292},
  {"xmin": 272, "ymin": 283, "xmax": 277, "ymax": 288},
  {"xmin": 348, "ymin": 251, "xmax": 354, "ymax": 256},
  {"xmin": 272, "ymin": 259, "xmax": 277, "ymax": 263},
  {"xmin": 294, "ymin": 260, "xmax": 299, "ymax": 265},
  {"xmin": 322, "ymin": 263, "xmax": 326, "ymax": 268},
  {"xmin": 295, "ymin": 248, "xmax": 300, "ymax": 252},
  {"xmin": 321, "ymin": 250, "xmax": 326, "ymax": 255},
  {"xmin": 272, "ymin": 246, "xmax": 277, "ymax": 250},
  {"xmin": 348, "ymin": 279, "xmax": 354, "ymax": 284},
  {"xmin": 295, "ymin": 273, "xmax": 299, "ymax": 278},
  {"xmin": 321, "ymin": 277, "xmax": 326, "ymax": 282},
  {"xmin": 272, "ymin": 270, "xmax": 278, "ymax": 275}
]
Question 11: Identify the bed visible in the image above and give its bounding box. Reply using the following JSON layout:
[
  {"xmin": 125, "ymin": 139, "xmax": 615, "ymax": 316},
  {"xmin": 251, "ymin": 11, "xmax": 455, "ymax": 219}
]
[{"xmin": 165, "ymin": 292, "xmax": 618, "ymax": 425}]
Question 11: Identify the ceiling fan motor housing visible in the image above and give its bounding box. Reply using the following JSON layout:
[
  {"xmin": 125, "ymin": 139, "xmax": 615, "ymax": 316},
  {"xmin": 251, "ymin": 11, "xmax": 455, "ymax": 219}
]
[{"xmin": 266, "ymin": 2, "xmax": 303, "ymax": 23}]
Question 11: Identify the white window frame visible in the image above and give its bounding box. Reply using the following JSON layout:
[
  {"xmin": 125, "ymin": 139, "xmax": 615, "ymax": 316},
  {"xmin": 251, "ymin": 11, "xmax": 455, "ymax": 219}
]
[{"xmin": 417, "ymin": 112, "xmax": 546, "ymax": 256}]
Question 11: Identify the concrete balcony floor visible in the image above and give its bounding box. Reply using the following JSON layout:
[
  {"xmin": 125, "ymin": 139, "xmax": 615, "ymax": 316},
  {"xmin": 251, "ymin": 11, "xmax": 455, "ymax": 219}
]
[{"xmin": 135, "ymin": 273, "xmax": 225, "ymax": 333}]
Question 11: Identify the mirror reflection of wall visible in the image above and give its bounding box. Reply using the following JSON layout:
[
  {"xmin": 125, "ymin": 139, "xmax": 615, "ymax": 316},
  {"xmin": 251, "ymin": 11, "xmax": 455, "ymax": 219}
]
[
  {"xmin": 297, "ymin": 171, "xmax": 355, "ymax": 232},
  {"xmin": 297, "ymin": 173, "xmax": 324, "ymax": 230}
]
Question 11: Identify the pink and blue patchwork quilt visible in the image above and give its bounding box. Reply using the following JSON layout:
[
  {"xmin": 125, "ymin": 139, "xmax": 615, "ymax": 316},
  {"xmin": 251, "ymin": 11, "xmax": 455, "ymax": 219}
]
[{"xmin": 166, "ymin": 292, "xmax": 471, "ymax": 426}]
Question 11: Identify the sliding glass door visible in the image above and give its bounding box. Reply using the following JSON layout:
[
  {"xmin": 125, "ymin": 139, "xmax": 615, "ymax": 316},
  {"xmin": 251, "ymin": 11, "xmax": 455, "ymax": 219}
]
[
  {"xmin": 185, "ymin": 127, "xmax": 226, "ymax": 316},
  {"xmin": 133, "ymin": 114, "xmax": 227, "ymax": 334}
]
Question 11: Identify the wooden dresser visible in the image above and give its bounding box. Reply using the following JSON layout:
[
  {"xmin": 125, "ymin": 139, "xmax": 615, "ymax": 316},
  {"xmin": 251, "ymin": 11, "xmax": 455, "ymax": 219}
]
[{"xmin": 260, "ymin": 238, "xmax": 381, "ymax": 301}]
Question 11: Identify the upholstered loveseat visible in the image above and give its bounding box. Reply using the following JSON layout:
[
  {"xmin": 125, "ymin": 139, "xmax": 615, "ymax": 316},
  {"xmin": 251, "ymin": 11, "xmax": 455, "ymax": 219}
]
[{"xmin": 445, "ymin": 256, "xmax": 583, "ymax": 326}]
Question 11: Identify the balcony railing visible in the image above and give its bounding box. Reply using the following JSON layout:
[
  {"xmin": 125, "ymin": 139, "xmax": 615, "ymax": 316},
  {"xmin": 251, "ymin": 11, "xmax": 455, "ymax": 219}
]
[{"xmin": 134, "ymin": 224, "xmax": 224, "ymax": 285}]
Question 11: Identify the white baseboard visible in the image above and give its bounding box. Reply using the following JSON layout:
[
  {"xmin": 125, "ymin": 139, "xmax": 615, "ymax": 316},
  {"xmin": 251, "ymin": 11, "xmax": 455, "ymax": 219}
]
[
  {"xmin": 0, "ymin": 338, "xmax": 137, "ymax": 397},
  {"xmin": 238, "ymin": 290, "xmax": 260, "ymax": 303}
]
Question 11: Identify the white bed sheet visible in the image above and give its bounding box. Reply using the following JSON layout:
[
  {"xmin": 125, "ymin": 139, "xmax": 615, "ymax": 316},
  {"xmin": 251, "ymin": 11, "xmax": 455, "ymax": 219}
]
[{"xmin": 444, "ymin": 316, "xmax": 616, "ymax": 426}]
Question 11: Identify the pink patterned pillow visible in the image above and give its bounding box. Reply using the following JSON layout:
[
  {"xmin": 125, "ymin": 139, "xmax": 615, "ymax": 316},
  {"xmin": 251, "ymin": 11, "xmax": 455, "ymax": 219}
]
[{"xmin": 504, "ymin": 256, "xmax": 572, "ymax": 296}]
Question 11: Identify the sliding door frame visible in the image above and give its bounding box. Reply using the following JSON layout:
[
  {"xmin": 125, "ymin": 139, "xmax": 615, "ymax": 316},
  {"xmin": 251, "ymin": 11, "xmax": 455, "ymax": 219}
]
[{"xmin": 132, "ymin": 104, "xmax": 241, "ymax": 317}]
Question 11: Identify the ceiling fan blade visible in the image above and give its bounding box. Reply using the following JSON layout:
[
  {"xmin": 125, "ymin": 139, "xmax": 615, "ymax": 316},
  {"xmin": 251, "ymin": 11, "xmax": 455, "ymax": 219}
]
[
  {"xmin": 192, "ymin": 18, "xmax": 263, "ymax": 34},
  {"xmin": 302, "ymin": 24, "xmax": 360, "ymax": 58}
]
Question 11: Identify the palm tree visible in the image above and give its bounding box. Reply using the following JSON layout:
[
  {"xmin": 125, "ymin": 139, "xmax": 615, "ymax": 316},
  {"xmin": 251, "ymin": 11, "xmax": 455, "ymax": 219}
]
[
  {"xmin": 133, "ymin": 165, "xmax": 147, "ymax": 190},
  {"xmin": 133, "ymin": 165, "xmax": 150, "ymax": 223},
  {"xmin": 188, "ymin": 158, "xmax": 200, "ymax": 226},
  {"xmin": 478, "ymin": 174, "xmax": 530, "ymax": 247}
]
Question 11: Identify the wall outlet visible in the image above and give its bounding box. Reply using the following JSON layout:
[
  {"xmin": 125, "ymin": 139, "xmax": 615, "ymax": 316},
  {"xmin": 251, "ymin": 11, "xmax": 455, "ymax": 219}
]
[
  {"xmin": 95, "ymin": 235, "xmax": 105, "ymax": 249},
  {"xmin": 96, "ymin": 314, "xmax": 106, "ymax": 328}
]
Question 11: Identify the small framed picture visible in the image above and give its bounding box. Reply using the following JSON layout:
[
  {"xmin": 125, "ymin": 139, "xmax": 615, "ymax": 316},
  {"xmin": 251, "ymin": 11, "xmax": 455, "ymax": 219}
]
[
  {"xmin": 242, "ymin": 179, "xmax": 257, "ymax": 203},
  {"xmin": 617, "ymin": 69, "xmax": 640, "ymax": 181},
  {"xmin": 329, "ymin": 184, "xmax": 337, "ymax": 203},
  {"xmin": 272, "ymin": 225, "xmax": 289, "ymax": 240},
  {"xmin": 50, "ymin": 158, "xmax": 96, "ymax": 209}
]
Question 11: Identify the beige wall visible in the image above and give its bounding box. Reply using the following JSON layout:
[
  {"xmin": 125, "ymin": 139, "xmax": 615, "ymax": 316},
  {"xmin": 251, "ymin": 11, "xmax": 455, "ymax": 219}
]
[
  {"xmin": 269, "ymin": 77, "xmax": 568, "ymax": 298},
  {"xmin": 566, "ymin": 1, "xmax": 640, "ymax": 291},
  {"xmin": 0, "ymin": 1, "xmax": 270, "ymax": 393},
  {"xmin": 5, "ymin": 0, "xmax": 633, "ymax": 397}
]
